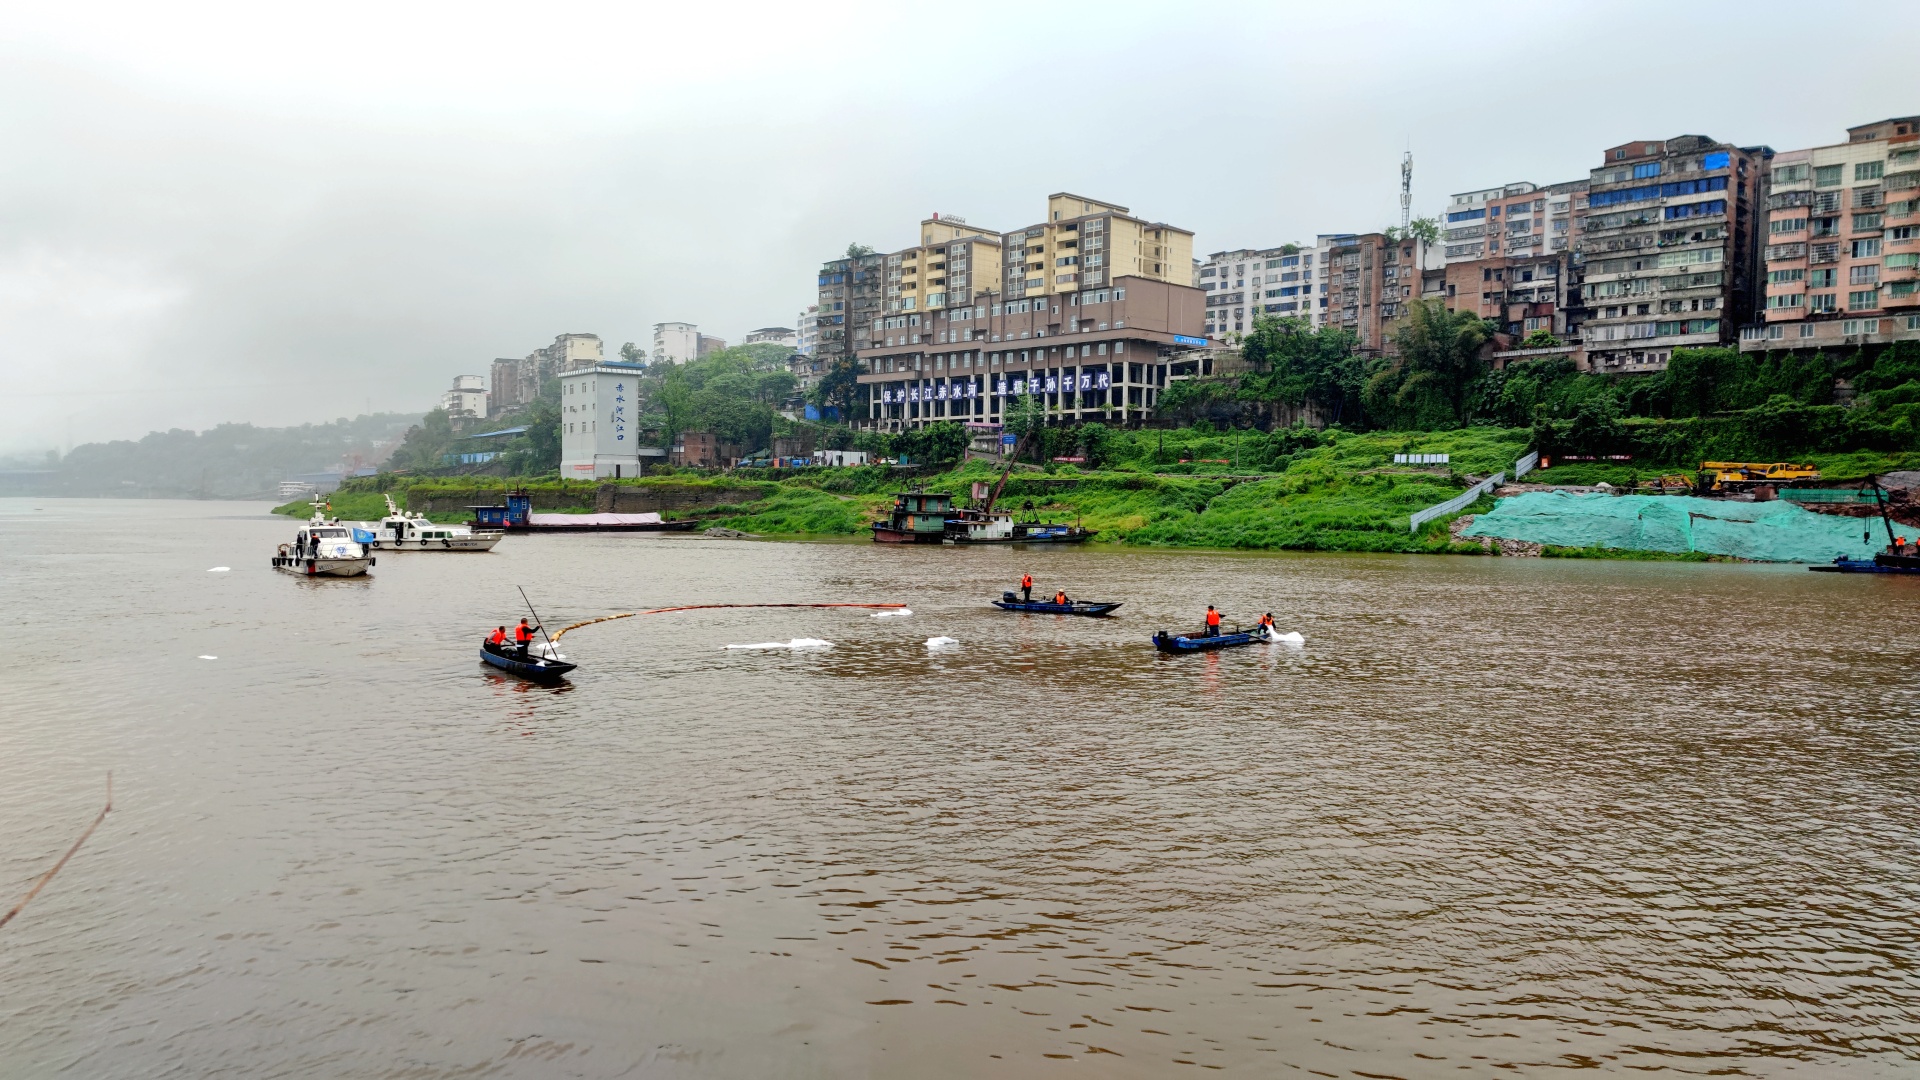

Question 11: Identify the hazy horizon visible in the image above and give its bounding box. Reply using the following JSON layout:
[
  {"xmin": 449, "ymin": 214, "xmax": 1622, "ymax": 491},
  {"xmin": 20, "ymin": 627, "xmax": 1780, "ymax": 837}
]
[{"xmin": 5, "ymin": 0, "xmax": 1915, "ymax": 454}]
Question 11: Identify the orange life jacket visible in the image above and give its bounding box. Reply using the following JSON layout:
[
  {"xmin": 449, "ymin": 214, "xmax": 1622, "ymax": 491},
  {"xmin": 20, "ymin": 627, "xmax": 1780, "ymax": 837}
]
[
  {"xmin": 1022, "ymin": 574, "xmax": 1032, "ymax": 588},
  {"xmin": 1206, "ymin": 609, "xmax": 1221, "ymax": 626},
  {"xmin": 515, "ymin": 624, "xmax": 534, "ymax": 643},
  {"xmin": 1054, "ymin": 592, "xmax": 1066, "ymax": 604},
  {"xmin": 489, "ymin": 629, "xmax": 506, "ymax": 645}
]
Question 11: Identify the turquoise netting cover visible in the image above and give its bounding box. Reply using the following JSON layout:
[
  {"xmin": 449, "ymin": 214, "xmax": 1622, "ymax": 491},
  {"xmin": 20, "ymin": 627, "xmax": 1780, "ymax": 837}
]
[{"xmin": 1460, "ymin": 492, "xmax": 1885, "ymax": 562}]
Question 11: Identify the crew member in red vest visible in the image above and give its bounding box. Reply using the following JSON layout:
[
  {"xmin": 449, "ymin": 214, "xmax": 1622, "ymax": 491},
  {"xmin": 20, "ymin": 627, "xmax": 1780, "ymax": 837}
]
[
  {"xmin": 1204, "ymin": 605, "xmax": 1222, "ymax": 638},
  {"xmin": 488, "ymin": 626, "xmax": 508, "ymax": 649},
  {"xmin": 1021, "ymin": 573, "xmax": 1034, "ymax": 602},
  {"xmin": 1054, "ymin": 589, "xmax": 1068, "ymax": 606},
  {"xmin": 514, "ymin": 618, "xmax": 538, "ymax": 656}
]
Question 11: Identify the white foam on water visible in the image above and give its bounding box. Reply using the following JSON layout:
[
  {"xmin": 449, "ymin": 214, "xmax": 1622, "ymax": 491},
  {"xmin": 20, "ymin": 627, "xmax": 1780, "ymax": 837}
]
[
  {"xmin": 1273, "ymin": 631, "xmax": 1305, "ymax": 645},
  {"xmin": 925, "ymin": 636, "xmax": 959, "ymax": 648},
  {"xmin": 871, "ymin": 609, "xmax": 912, "ymax": 618},
  {"xmin": 725, "ymin": 638, "xmax": 834, "ymax": 650},
  {"xmin": 198, "ymin": 655, "xmax": 217, "ymax": 660},
  {"xmin": 207, "ymin": 567, "xmax": 230, "ymax": 572}
]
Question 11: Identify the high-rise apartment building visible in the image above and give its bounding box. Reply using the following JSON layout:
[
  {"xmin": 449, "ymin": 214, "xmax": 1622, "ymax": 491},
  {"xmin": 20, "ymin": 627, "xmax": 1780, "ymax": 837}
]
[
  {"xmin": 488, "ymin": 333, "xmax": 603, "ymax": 411},
  {"xmin": 1742, "ymin": 116, "xmax": 1920, "ymax": 354},
  {"xmin": 1577, "ymin": 135, "xmax": 1771, "ymax": 372},
  {"xmin": 1438, "ymin": 179, "xmax": 1590, "ymax": 345},
  {"xmin": 652, "ymin": 322, "xmax": 699, "ymax": 365},
  {"xmin": 854, "ymin": 194, "xmax": 1204, "ymax": 431},
  {"xmin": 796, "ymin": 306, "xmax": 819, "ymax": 355},
  {"xmin": 1320, "ymin": 233, "xmax": 1433, "ymax": 354},
  {"xmin": 1197, "ymin": 246, "xmax": 1315, "ymax": 337},
  {"xmin": 813, "ymin": 252, "xmax": 885, "ymax": 373}
]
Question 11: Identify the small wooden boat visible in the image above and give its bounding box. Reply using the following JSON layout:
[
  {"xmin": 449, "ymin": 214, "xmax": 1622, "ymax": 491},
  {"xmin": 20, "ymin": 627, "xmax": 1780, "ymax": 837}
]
[
  {"xmin": 992, "ymin": 592, "xmax": 1121, "ymax": 616},
  {"xmin": 480, "ymin": 639, "xmax": 577, "ymax": 682},
  {"xmin": 1151, "ymin": 626, "xmax": 1270, "ymax": 653}
]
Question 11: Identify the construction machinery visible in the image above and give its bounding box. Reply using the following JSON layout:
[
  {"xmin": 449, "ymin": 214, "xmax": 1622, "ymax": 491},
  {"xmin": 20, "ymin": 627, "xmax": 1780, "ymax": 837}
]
[
  {"xmin": 1634, "ymin": 474, "xmax": 1695, "ymax": 495},
  {"xmin": 1697, "ymin": 462, "xmax": 1821, "ymax": 495}
]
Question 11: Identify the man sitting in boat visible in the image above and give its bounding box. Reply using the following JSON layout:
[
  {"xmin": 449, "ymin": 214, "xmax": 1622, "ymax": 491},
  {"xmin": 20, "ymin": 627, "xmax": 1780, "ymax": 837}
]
[
  {"xmin": 513, "ymin": 618, "xmax": 539, "ymax": 657},
  {"xmin": 488, "ymin": 626, "xmax": 508, "ymax": 650},
  {"xmin": 1257, "ymin": 612, "xmax": 1275, "ymax": 635},
  {"xmin": 1054, "ymin": 589, "xmax": 1069, "ymax": 606},
  {"xmin": 1204, "ymin": 605, "xmax": 1222, "ymax": 638}
]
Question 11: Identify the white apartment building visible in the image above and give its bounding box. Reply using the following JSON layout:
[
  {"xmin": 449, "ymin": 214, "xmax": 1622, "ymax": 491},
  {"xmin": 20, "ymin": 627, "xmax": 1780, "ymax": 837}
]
[
  {"xmin": 1196, "ymin": 246, "xmax": 1318, "ymax": 338},
  {"xmin": 652, "ymin": 321, "xmax": 699, "ymax": 365},
  {"xmin": 558, "ymin": 361, "xmax": 648, "ymax": 479},
  {"xmin": 796, "ymin": 306, "xmax": 819, "ymax": 354},
  {"xmin": 442, "ymin": 374, "xmax": 488, "ymax": 419},
  {"xmin": 743, "ymin": 326, "xmax": 798, "ymax": 347}
]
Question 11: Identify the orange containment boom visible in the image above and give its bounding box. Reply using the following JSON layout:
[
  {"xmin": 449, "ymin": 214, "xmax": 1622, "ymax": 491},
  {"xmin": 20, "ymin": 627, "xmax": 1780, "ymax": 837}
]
[{"xmin": 551, "ymin": 603, "xmax": 907, "ymax": 642}]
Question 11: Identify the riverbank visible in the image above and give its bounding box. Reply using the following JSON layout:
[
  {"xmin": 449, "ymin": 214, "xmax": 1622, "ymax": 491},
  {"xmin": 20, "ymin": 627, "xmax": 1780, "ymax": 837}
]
[{"xmin": 272, "ymin": 428, "xmax": 1920, "ymax": 558}]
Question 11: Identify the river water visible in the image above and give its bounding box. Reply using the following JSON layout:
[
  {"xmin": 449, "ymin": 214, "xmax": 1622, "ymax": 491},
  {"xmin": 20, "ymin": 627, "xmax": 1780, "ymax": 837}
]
[{"xmin": 4, "ymin": 498, "xmax": 1919, "ymax": 1078}]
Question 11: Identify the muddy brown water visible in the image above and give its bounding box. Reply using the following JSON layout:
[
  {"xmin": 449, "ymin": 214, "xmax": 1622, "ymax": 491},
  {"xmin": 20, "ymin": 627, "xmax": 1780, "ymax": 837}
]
[{"xmin": 4, "ymin": 498, "xmax": 1919, "ymax": 1078}]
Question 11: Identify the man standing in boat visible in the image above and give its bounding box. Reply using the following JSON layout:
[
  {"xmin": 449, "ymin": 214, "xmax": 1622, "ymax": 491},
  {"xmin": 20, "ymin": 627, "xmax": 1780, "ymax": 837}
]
[
  {"xmin": 1204, "ymin": 605, "xmax": 1222, "ymax": 638},
  {"xmin": 1021, "ymin": 573, "xmax": 1033, "ymax": 603},
  {"xmin": 513, "ymin": 618, "xmax": 539, "ymax": 657}
]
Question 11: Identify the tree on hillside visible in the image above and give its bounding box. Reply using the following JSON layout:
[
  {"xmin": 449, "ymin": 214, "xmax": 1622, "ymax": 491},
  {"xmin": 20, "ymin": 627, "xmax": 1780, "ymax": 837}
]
[
  {"xmin": 811, "ymin": 357, "xmax": 861, "ymax": 416},
  {"xmin": 1239, "ymin": 315, "xmax": 1366, "ymax": 425},
  {"xmin": 1002, "ymin": 394, "xmax": 1048, "ymax": 461},
  {"xmin": 388, "ymin": 408, "xmax": 456, "ymax": 471},
  {"xmin": 620, "ymin": 342, "xmax": 647, "ymax": 364},
  {"xmin": 1365, "ymin": 299, "xmax": 1493, "ymax": 430}
]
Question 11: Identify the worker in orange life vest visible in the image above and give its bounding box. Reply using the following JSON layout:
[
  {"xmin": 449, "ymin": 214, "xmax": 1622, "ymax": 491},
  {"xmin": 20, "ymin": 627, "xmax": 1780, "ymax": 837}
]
[
  {"xmin": 514, "ymin": 618, "xmax": 539, "ymax": 656},
  {"xmin": 1204, "ymin": 605, "xmax": 1222, "ymax": 638},
  {"xmin": 1054, "ymin": 589, "xmax": 1068, "ymax": 606},
  {"xmin": 1021, "ymin": 573, "xmax": 1034, "ymax": 603},
  {"xmin": 488, "ymin": 626, "xmax": 507, "ymax": 649}
]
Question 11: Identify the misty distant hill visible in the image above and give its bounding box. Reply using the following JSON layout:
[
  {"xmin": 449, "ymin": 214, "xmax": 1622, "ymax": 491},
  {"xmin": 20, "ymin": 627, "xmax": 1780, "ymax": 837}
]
[{"xmin": 12, "ymin": 414, "xmax": 422, "ymax": 499}]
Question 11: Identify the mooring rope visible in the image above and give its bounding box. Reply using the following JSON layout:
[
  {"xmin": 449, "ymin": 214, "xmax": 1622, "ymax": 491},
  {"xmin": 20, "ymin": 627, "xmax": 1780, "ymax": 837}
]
[
  {"xmin": 551, "ymin": 602, "xmax": 907, "ymax": 642},
  {"xmin": 0, "ymin": 773, "xmax": 111, "ymax": 931}
]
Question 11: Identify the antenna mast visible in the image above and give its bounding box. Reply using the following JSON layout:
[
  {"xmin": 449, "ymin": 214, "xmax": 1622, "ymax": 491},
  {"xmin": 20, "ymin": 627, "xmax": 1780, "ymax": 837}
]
[{"xmin": 1400, "ymin": 150, "xmax": 1412, "ymax": 232}]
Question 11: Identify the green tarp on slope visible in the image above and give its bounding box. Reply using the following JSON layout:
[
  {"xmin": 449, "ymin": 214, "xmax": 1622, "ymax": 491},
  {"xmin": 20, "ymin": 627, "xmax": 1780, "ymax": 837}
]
[{"xmin": 1460, "ymin": 492, "xmax": 1884, "ymax": 563}]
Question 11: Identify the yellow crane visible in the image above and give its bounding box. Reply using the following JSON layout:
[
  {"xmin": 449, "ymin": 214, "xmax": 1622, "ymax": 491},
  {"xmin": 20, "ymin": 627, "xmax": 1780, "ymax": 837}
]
[{"xmin": 1697, "ymin": 461, "xmax": 1821, "ymax": 494}]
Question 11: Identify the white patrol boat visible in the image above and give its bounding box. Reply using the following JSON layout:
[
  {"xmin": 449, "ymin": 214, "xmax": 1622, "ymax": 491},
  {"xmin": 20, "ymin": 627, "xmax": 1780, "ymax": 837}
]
[
  {"xmin": 366, "ymin": 494, "xmax": 504, "ymax": 552},
  {"xmin": 273, "ymin": 507, "xmax": 375, "ymax": 577}
]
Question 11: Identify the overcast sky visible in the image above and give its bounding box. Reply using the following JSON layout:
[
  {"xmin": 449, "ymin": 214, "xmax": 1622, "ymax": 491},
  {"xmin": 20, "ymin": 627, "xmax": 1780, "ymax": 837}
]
[{"xmin": 3, "ymin": 0, "xmax": 1915, "ymax": 453}]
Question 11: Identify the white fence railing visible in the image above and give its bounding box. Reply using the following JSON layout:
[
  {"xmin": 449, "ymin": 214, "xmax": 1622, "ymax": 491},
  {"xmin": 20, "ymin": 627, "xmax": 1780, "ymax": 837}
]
[
  {"xmin": 1410, "ymin": 472, "xmax": 1504, "ymax": 533},
  {"xmin": 1406, "ymin": 450, "xmax": 1542, "ymax": 533}
]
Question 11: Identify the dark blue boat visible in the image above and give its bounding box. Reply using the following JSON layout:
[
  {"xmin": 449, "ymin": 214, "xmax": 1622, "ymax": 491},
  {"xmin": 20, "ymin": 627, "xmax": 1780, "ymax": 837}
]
[
  {"xmin": 480, "ymin": 639, "xmax": 578, "ymax": 681},
  {"xmin": 1151, "ymin": 627, "xmax": 1270, "ymax": 653},
  {"xmin": 1809, "ymin": 556, "xmax": 1920, "ymax": 574},
  {"xmin": 992, "ymin": 592, "xmax": 1121, "ymax": 617}
]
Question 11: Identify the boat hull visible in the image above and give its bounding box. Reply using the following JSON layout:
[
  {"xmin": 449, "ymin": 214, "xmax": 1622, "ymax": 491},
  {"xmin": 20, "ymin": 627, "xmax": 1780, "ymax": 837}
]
[
  {"xmin": 272, "ymin": 555, "xmax": 372, "ymax": 577},
  {"xmin": 489, "ymin": 521, "xmax": 698, "ymax": 533},
  {"xmin": 1151, "ymin": 628, "xmax": 1268, "ymax": 653},
  {"xmin": 1810, "ymin": 556, "xmax": 1920, "ymax": 574},
  {"xmin": 871, "ymin": 525, "xmax": 943, "ymax": 544},
  {"xmin": 373, "ymin": 533, "xmax": 504, "ymax": 551},
  {"xmin": 480, "ymin": 642, "xmax": 577, "ymax": 681},
  {"xmin": 992, "ymin": 600, "xmax": 1122, "ymax": 616}
]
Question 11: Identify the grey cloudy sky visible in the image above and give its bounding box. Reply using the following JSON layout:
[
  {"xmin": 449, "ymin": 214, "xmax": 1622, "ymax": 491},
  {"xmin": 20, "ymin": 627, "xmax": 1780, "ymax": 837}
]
[{"xmin": 3, "ymin": 0, "xmax": 1915, "ymax": 453}]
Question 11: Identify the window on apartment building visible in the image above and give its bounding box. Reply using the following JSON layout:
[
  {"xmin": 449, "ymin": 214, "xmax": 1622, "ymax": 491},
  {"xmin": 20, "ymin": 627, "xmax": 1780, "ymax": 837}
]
[
  {"xmin": 1854, "ymin": 213, "xmax": 1885, "ymax": 232},
  {"xmin": 1771, "ymin": 217, "xmax": 1807, "ymax": 234},
  {"xmin": 1774, "ymin": 164, "xmax": 1810, "ymax": 184},
  {"xmin": 1851, "ymin": 264, "xmax": 1880, "ymax": 285},
  {"xmin": 1849, "ymin": 290, "xmax": 1881, "ymax": 310},
  {"xmin": 1633, "ymin": 162, "xmax": 1662, "ymax": 179},
  {"xmin": 1810, "ymin": 268, "xmax": 1837, "ymax": 288},
  {"xmin": 1853, "ymin": 238, "xmax": 1883, "ymax": 258},
  {"xmin": 1769, "ymin": 268, "xmax": 1807, "ymax": 284},
  {"xmin": 1810, "ymin": 293, "xmax": 1838, "ymax": 313},
  {"xmin": 1857, "ymin": 161, "xmax": 1886, "ymax": 182},
  {"xmin": 1816, "ymin": 165, "xmax": 1844, "ymax": 188}
]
